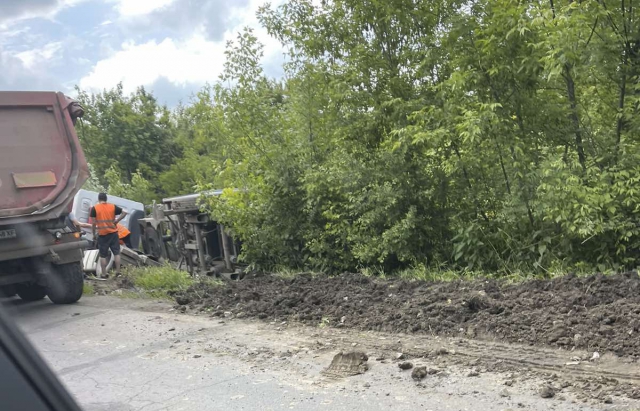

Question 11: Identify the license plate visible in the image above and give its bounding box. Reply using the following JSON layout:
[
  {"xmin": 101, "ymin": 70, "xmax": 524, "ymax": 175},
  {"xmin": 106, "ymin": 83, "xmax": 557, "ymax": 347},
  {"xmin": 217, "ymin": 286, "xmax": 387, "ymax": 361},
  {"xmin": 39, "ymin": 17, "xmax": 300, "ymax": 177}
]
[{"xmin": 0, "ymin": 229, "xmax": 17, "ymax": 240}]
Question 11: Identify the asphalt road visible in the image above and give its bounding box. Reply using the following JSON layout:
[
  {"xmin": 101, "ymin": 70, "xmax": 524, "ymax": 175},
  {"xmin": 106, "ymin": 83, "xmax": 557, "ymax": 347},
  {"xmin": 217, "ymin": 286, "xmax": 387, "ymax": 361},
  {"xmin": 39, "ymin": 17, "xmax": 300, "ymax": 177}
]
[{"xmin": 3, "ymin": 295, "xmax": 615, "ymax": 411}]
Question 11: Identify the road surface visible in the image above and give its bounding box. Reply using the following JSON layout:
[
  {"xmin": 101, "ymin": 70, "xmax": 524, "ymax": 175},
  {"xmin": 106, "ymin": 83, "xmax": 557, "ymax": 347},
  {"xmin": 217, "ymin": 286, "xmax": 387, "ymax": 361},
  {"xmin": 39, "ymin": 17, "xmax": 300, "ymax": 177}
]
[{"xmin": 3, "ymin": 295, "xmax": 633, "ymax": 411}]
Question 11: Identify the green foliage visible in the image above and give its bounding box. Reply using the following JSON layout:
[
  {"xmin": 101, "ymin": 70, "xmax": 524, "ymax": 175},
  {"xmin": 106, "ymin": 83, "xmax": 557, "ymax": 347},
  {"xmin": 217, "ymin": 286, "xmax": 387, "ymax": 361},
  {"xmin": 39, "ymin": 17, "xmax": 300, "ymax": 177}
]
[
  {"xmin": 104, "ymin": 166, "xmax": 156, "ymax": 205},
  {"xmin": 157, "ymin": 91, "xmax": 228, "ymax": 195},
  {"xmin": 82, "ymin": 283, "xmax": 95, "ymax": 295},
  {"xmin": 76, "ymin": 0, "xmax": 640, "ymax": 276},
  {"xmin": 125, "ymin": 266, "xmax": 193, "ymax": 297},
  {"xmin": 82, "ymin": 163, "xmax": 106, "ymax": 192},
  {"xmin": 319, "ymin": 317, "xmax": 331, "ymax": 328},
  {"xmin": 75, "ymin": 83, "xmax": 178, "ymax": 198}
]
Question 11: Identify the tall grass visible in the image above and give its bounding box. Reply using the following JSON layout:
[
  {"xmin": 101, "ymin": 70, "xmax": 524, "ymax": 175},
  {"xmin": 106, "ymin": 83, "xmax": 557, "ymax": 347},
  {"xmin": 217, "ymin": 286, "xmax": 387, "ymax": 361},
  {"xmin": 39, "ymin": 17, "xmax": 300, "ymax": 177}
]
[
  {"xmin": 272, "ymin": 266, "xmax": 322, "ymax": 279},
  {"xmin": 83, "ymin": 283, "xmax": 95, "ymax": 295},
  {"xmin": 124, "ymin": 265, "xmax": 194, "ymax": 297},
  {"xmin": 364, "ymin": 260, "xmax": 610, "ymax": 283}
]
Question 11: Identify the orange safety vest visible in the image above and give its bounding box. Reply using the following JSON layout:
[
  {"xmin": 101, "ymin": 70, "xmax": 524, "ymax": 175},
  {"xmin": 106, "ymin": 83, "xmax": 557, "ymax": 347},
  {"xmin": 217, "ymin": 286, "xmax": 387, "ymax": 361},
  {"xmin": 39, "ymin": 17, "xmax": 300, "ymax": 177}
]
[
  {"xmin": 94, "ymin": 203, "xmax": 118, "ymax": 236},
  {"xmin": 117, "ymin": 223, "xmax": 130, "ymax": 239}
]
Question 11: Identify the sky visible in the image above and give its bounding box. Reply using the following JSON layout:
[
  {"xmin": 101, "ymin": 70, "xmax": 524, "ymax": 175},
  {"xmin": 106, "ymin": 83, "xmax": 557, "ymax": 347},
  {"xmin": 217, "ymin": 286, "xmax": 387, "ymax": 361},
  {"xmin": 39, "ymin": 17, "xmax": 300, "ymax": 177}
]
[{"xmin": 0, "ymin": 0, "xmax": 286, "ymax": 106}]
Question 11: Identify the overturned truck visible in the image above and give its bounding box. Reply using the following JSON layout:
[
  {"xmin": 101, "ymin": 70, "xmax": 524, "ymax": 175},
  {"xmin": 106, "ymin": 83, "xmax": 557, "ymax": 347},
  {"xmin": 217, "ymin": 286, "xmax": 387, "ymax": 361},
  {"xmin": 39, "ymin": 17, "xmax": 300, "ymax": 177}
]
[{"xmin": 139, "ymin": 191, "xmax": 243, "ymax": 279}]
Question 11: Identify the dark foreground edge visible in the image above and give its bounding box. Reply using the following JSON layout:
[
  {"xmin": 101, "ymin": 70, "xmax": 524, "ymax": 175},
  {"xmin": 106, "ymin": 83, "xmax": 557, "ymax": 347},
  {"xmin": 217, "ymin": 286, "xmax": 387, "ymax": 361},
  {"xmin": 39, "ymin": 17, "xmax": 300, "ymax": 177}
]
[{"xmin": 0, "ymin": 302, "xmax": 83, "ymax": 411}]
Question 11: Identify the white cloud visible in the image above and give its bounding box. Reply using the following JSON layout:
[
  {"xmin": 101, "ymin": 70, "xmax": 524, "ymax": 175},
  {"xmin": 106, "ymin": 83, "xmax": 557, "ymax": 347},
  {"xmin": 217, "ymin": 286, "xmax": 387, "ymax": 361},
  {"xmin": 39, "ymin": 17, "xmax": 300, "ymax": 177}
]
[
  {"xmin": 0, "ymin": 0, "xmax": 87, "ymax": 26},
  {"xmin": 15, "ymin": 41, "xmax": 62, "ymax": 69},
  {"xmin": 0, "ymin": 26, "xmax": 31, "ymax": 45},
  {"xmin": 234, "ymin": 0, "xmax": 287, "ymax": 75},
  {"xmin": 111, "ymin": 0, "xmax": 175, "ymax": 17},
  {"xmin": 61, "ymin": 0, "xmax": 85, "ymax": 7},
  {"xmin": 74, "ymin": 57, "xmax": 91, "ymax": 64},
  {"xmin": 0, "ymin": 45, "xmax": 59, "ymax": 90},
  {"xmin": 79, "ymin": 36, "xmax": 225, "ymax": 93},
  {"xmin": 79, "ymin": 0, "xmax": 287, "ymax": 97}
]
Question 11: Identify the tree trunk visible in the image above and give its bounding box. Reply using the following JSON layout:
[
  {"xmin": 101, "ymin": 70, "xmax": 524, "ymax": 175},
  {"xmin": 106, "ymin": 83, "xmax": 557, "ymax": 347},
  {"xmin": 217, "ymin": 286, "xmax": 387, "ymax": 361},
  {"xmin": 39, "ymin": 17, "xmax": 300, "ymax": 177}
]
[{"xmin": 563, "ymin": 67, "xmax": 587, "ymax": 171}]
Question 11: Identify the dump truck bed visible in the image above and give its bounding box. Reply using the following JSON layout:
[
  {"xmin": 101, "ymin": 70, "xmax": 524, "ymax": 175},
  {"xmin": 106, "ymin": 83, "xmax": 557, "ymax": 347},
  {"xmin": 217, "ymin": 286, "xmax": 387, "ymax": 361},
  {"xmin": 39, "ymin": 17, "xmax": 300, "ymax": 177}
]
[{"xmin": 0, "ymin": 92, "xmax": 88, "ymax": 223}]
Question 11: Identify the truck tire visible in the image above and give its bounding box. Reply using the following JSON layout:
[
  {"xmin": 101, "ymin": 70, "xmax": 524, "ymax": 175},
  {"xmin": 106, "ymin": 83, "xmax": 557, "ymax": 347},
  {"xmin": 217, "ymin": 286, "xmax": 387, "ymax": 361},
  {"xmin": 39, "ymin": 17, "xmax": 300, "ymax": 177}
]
[
  {"xmin": 0, "ymin": 285, "xmax": 17, "ymax": 298},
  {"xmin": 46, "ymin": 262, "xmax": 84, "ymax": 304},
  {"xmin": 16, "ymin": 284, "xmax": 47, "ymax": 301}
]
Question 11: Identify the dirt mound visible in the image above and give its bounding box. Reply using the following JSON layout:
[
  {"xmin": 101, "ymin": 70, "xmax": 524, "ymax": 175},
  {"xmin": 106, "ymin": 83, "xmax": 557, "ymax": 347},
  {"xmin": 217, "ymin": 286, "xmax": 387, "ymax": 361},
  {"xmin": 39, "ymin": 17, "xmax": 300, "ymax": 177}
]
[{"xmin": 175, "ymin": 272, "xmax": 640, "ymax": 357}]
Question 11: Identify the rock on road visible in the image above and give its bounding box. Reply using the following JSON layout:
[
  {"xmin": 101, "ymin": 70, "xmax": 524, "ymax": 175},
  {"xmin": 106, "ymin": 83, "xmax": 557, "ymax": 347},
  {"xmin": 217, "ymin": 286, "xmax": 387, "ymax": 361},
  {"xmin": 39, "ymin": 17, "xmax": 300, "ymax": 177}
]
[{"xmin": 2, "ymin": 296, "xmax": 628, "ymax": 411}]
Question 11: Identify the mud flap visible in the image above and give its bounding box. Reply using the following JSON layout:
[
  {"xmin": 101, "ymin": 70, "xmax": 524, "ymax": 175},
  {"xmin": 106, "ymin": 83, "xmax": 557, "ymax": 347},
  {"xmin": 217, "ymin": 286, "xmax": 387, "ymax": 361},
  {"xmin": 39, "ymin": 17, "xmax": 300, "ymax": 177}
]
[{"xmin": 46, "ymin": 247, "xmax": 83, "ymax": 265}]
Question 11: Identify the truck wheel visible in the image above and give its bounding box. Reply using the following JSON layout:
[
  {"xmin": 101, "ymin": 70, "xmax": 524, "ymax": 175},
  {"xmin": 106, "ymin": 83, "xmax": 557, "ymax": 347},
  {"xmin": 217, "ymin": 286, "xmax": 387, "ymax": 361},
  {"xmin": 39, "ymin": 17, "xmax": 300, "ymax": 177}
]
[
  {"xmin": 46, "ymin": 262, "xmax": 84, "ymax": 304},
  {"xmin": 0, "ymin": 285, "xmax": 17, "ymax": 298},
  {"xmin": 16, "ymin": 284, "xmax": 47, "ymax": 301}
]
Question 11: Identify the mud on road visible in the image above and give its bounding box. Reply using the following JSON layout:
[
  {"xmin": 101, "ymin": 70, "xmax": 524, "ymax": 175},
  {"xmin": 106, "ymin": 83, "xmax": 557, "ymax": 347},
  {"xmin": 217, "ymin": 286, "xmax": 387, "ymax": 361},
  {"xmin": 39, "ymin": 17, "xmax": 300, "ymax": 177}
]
[
  {"xmin": 14, "ymin": 295, "xmax": 636, "ymax": 410},
  {"xmin": 174, "ymin": 271, "xmax": 640, "ymax": 358}
]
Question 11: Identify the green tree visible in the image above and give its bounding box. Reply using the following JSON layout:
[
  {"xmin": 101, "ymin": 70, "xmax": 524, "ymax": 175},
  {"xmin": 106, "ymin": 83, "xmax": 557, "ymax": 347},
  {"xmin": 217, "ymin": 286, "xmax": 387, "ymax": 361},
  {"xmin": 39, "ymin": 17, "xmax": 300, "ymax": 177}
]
[
  {"xmin": 158, "ymin": 89, "xmax": 229, "ymax": 196},
  {"xmin": 82, "ymin": 163, "xmax": 106, "ymax": 192},
  {"xmin": 75, "ymin": 83, "xmax": 178, "ymax": 194},
  {"xmin": 104, "ymin": 165, "xmax": 156, "ymax": 205},
  {"xmin": 75, "ymin": 0, "xmax": 640, "ymax": 274}
]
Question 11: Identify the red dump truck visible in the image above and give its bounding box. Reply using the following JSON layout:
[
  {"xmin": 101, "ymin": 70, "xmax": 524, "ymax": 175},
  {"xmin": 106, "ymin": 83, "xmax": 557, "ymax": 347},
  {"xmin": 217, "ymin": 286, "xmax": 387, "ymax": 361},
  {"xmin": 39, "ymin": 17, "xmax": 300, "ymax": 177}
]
[{"xmin": 0, "ymin": 92, "xmax": 90, "ymax": 304}]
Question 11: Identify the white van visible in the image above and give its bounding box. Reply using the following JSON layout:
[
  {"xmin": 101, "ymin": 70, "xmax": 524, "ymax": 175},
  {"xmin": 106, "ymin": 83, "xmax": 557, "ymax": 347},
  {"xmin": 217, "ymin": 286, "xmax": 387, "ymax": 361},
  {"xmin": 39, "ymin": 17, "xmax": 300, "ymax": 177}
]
[{"xmin": 71, "ymin": 189, "xmax": 146, "ymax": 247}]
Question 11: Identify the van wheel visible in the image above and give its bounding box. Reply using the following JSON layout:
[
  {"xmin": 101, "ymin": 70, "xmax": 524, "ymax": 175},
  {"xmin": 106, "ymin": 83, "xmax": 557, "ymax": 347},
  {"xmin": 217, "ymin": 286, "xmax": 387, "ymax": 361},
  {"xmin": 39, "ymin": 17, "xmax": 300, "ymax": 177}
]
[
  {"xmin": 16, "ymin": 284, "xmax": 47, "ymax": 301},
  {"xmin": 47, "ymin": 262, "xmax": 84, "ymax": 304}
]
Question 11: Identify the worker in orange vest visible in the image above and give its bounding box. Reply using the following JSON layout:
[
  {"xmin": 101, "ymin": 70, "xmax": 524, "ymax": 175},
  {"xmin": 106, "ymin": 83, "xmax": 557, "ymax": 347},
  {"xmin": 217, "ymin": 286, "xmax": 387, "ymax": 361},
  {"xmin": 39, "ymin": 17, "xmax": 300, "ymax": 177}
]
[
  {"xmin": 91, "ymin": 193, "xmax": 127, "ymax": 277},
  {"xmin": 117, "ymin": 223, "xmax": 132, "ymax": 248}
]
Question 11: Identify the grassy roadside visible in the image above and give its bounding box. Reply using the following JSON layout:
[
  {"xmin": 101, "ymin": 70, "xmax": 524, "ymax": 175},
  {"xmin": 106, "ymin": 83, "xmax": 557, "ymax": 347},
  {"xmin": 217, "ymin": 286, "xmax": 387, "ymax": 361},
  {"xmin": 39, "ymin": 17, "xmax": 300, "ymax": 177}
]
[
  {"xmin": 83, "ymin": 266, "xmax": 196, "ymax": 299},
  {"xmin": 104, "ymin": 266, "xmax": 222, "ymax": 299},
  {"xmin": 121, "ymin": 265, "xmax": 194, "ymax": 298},
  {"xmin": 83, "ymin": 283, "xmax": 95, "ymax": 295},
  {"xmin": 360, "ymin": 261, "xmax": 612, "ymax": 284}
]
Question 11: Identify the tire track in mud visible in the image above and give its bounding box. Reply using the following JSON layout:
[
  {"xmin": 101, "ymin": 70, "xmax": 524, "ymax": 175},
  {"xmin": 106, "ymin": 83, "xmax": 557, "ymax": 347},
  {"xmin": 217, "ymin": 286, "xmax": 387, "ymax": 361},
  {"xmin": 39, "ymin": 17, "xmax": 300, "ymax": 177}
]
[
  {"xmin": 211, "ymin": 318, "xmax": 640, "ymax": 403},
  {"xmin": 298, "ymin": 323, "xmax": 640, "ymax": 383},
  {"xmin": 406, "ymin": 338, "xmax": 640, "ymax": 384}
]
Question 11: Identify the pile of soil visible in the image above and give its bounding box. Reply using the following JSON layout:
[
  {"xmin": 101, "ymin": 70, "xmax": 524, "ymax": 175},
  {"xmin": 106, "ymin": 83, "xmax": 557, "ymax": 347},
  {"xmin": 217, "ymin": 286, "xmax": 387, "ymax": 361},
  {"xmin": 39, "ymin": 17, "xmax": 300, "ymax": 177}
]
[{"xmin": 174, "ymin": 272, "xmax": 640, "ymax": 357}]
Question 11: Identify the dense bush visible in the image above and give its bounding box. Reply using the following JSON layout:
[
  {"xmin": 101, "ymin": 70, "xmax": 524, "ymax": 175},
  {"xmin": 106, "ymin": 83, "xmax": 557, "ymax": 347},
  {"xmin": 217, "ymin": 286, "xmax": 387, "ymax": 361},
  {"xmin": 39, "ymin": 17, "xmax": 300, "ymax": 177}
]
[{"xmin": 78, "ymin": 0, "xmax": 640, "ymax": 275}]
